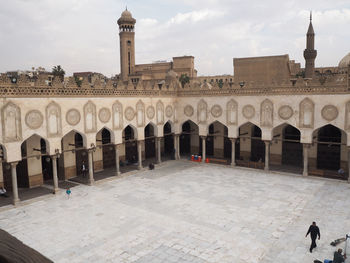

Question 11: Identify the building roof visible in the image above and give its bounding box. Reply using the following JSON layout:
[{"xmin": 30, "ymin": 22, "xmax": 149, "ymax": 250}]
[
  {"xmin": 339, "ymin": 52, "xmax": 350, "ymax": 68},
  {"xmin": 118, "ymin": 8, "xmax": 136, "ymax": 25}
]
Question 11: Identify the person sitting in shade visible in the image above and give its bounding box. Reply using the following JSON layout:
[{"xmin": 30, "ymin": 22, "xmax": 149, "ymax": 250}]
[{"xmin": 332, "ymin": 248, "xmax": 346, "ymax": 263}]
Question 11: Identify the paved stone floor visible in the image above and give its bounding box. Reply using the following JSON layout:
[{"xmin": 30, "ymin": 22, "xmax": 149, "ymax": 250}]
[{"xmin": 0, "ymin": 160, "xmax": 350, "ymax": 263}]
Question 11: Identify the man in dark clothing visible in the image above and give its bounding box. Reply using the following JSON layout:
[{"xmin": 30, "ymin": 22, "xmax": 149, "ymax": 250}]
[
  {"xmin": 305, "ymin": 221, "xmax": 320, "ymax": 253},
  {"xmin": 332, "ymin": 248, "xmax": 346, "ymax": 263}
]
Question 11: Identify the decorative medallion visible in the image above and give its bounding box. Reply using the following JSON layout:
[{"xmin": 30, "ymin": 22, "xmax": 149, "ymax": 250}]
[
  {"xmin": 184, "ymin": 105, "xmax": 194, "ymax": 117},
  {"xmin": 211, "ymin": 104, "xmax": 222, "ymax": 118},
  {"xmin": 146, "ymin": 106, "xmax": 155, "ymax": 119},
  {"xmin": 25, "ymin": 110, "xmax": 43, "ymax": 129},
  {"xmin": 278, "ymin": 105, "xmax": 293, "ymax": 120},
  {"xmin": 242, "ymin": 105, "xmax": 255, "ymax": 119},
  {"xmin": 321, "ymin": 105, "xmax": 338, "ymax": 121},
  {"xmin": 165, "ymin": 105, "xmax": 173, "ymax": 118},
  {"xmin": 98, "ymin": 107, "xmax": 111, "ymax": 123},
  {"xmin": 66, "ymin": 109, "xmax": 81, "ymax": 126},
  {"xmin": 125, "ymin": 106, "xmax": 135, "ymax": 121}
]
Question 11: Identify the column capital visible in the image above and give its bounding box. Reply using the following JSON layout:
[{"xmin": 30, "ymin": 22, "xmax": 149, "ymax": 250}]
[
  {"xmin": 10, "ymin": 161, "xmax": 19, "ymax": 167},
  {"xmin": 229, "ymin": 137, "xmax": 237, "ymax": 142},
  {"xmin": 303, "ymin": 143, "xmax": 312, "ymax": 148},
  {"xmin": 87, "ymin": 148, "xmax": 95, "ymax": 153},
  {"xmin": 50, "ymin": 154, "xmax": 60, "ymax": 160},
  {"xmin": 200, "ymin": 136, "xmax": 206, "ymax": 140}
]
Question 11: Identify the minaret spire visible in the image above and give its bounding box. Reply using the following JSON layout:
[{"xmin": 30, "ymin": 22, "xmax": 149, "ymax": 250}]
[{"xmin": 303, "ymin": 12, "xmax": 317, "ymax": 78}]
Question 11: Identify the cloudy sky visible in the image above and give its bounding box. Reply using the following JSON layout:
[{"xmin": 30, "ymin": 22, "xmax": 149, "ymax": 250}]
[{"xmin": 0, "ymin": 0, "xmax": 349, "ymax": 77}]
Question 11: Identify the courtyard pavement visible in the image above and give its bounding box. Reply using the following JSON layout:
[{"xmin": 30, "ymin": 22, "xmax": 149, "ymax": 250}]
[{"xmin": 0, "ymin": 160, "xmax": 350, "ymax": 263}]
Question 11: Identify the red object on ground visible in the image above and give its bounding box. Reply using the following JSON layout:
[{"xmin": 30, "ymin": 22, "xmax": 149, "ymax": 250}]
[
  {"xmin": 198, "ymin": 156, "xmax": 202, "ymax": 162},
  {"xmin": 205, "ymin": 158, "xmax": 209, "ymax": 163},
  {"xmin": 191, "ymin": 155, "xmax": 194, "ymax": 161}
]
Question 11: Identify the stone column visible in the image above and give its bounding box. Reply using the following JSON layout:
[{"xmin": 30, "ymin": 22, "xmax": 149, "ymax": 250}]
[
  {"xmin": 201, "ymin": 136, "xmax": 206, "ymax": 163},
  {"xmin": 115, "ymin": 144, "xmax": 121, "ymax": 176},
  {"xmin": 11, "ymin": 162, "xmax": 20, "ymax": 205},
  {"xmin": 303, "ymin": 144, "xmax": 309, "ymax": 177},
  {"xmin": 347, "ymin": 147, "xmax": 350, "ymax": 183},
  {"xmin": 174, "ymin": 134, "xmax": 179, "ymax": 160},
  {"xmin": 156, "ymin": 137, "xmax": 161, "ymax": 164},
  {"xmin": 176, "ymin": 134, "xmax": 180, "ymax": 160},
  {"xmin": 230, "ymin": 138, "xmax": 236, "ymax": 167},
  {"xmin": 51, "ymin": 156, "xmax": 59, "ymax": 194},
  {"xmin": 264, "ymin": 141, "xmax": 270, "ymax": 171},
  {"xmin": 137, "ymin": 140, "xmax": 143, "ymax": 170},
  {"xmin": 88, "ymin": 149, "xmax": 95, "ymax": 185},
  {"xmin": 0, "ymin": 160, "xmax": 3, "ymax": 187}
]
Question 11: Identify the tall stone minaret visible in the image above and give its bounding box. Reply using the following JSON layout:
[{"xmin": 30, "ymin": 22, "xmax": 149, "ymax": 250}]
[
  {"xmin": 117, "ymin": 8, "xmax": 136, "ymax": 82},
  {"xmin": 303, "ymin": 12, "xmax": 317, "ymax": 78}
]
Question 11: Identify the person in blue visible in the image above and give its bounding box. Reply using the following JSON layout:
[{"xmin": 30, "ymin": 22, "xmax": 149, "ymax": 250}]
[{"xmin": 66, "ymin": 188, "xmax": 71, "ymax": 199}]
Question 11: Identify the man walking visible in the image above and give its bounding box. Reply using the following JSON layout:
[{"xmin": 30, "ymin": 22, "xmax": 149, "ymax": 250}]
[{"xmin": 305, "ymin": 221, "xmax": 320, "ymax": 253}]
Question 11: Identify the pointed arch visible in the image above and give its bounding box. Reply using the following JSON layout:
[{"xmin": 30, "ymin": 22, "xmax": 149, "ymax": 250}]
[
  {"xmin": 312, "ymin": 124, "xmax": 345, "ymax": 172},
  {"xmin": 97, "ymin": 126, "xmax": 115, "ymax": 144},
  {"xmin": 62, "ymin": 129, "xmax": 87, "ymax": 148},
  {"xmin": 164, "ymin": 120, "xmax": 174, "ymax": 134},
  {"xmin": 96, "ymin": 127, "xmax": 116, "ymax": 170}
]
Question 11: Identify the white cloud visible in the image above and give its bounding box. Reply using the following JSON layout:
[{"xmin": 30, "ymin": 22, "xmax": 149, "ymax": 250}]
[{"xmin": 168, "ymin": 9, "xmax": 224, "ymax": 25}]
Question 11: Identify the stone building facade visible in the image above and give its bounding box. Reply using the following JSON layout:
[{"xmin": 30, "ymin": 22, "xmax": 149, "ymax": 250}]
[{"xmin": 0, "ymin": 9, "xmax": 350, "ymax": 205}]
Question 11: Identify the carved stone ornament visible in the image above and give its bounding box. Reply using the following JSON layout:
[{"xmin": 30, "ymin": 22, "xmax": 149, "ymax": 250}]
[
  {"xmin": 112, "ymin": 101, "xmax": 123, "ymax": 130},
  {"xmin": 125, "ymin": 106, "xmax": 135, "ymax": 121},
  {"xmin": 146, "ymin": 106, "xmax": 155, "ymax": 119},
  {"xmin": 197, "ymin": 99, "xmax": 208, "ymax": 124},
  {"xmin": 299, "ymin": 98, "xmax": 314, "ymax": 128},
  {"xmin": 345, "ymin": 101, "xmax": 350, "ymax": 131},
  {"xmin": 136, "ymin": 100, "xmax": 145, "ymax": 127},
  {"xmin": 1, "ymin": 102, "xmax": 22, "ymax": 142},
  {"xmin": 184, "ymin": 105, "xmax": 194, "ymax": 117},
  {"xmin": 25, "ymin": 110, "xmax": 43, "ymax": 129},
  {"xmin": 227, "ymin": 99, "xmax": 238, "ymax": 125},
  {"xmin": 165, "ymin": 105, "xmax": 173, "ymax": 118},
  {"xmin": 84, "ymin": 101, "xmax": 97, "ymax": 133},
  {"xmin": 242, "ymin": 105, "xmax": 255, "ymax": 119},
  {"xmin": 156, "ymin": 100, "xmax": 164, "ymax": 125},
  {"xmin": 98, "ymin": 107, "xmax": 111, "ymax": 123},
  {"xmin": 278, "ymin": 105, "xmax": 293, "ymax": 120},
  {"xmin": 211, "ymin": 104, "xmax": 222, "ymax": 118},
  {"xmin": 66, "ymin": 109, "xmax": 81, "ymax": 126},
  {"xmin": 260, "ymin": 99, "xmax": 273, "ymax": 127},
  {"xmin": 46, "ymin": 101, "xmax": 62, "ymax": 137},
  {"xmin": 321, "ymin": 105, "xmax": 338, "ymax": 121}
]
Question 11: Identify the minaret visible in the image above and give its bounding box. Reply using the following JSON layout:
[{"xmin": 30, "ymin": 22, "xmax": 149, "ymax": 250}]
[
  {"xmin": 303, "ymin": 12, "xmax": 317, "ymax": 78},
  {"xmin": 117, "ymin": 8, "xmax": 136, "ymax": 82}
]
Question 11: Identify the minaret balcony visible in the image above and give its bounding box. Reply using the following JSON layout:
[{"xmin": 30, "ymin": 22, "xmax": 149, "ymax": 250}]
[{"xmin": 303, "ymin": 49, "xmax": 317, "ymax": 59}]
